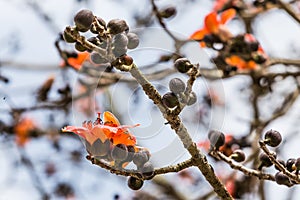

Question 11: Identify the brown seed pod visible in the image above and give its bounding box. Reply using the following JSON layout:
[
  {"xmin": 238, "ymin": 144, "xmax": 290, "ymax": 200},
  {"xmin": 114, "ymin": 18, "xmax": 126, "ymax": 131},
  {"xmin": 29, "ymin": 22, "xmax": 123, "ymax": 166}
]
[{"xmin": 74, "ymin": 9, "xmax": 94, "ymax": 32}]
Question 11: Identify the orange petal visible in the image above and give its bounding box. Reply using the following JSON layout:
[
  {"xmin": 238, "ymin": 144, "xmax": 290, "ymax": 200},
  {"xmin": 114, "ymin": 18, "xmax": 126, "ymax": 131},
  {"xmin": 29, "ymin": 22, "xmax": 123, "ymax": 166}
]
[
  {"xmin": 246, "ymin": 60, "xmax": 257, "ymax": 70},
  {"xmin": 103, "ymin": 111, "xmax": 121, "ymax": 126},
  {"xmin": 62, "ymin": 126, "xmax": 97, "ymax": 144},
  {"xmin": 112, "ymin": 130, "xmax": 136, "ymax": 146},
  {"xmin": 190, "ymin": 28, "xmax": 208, "ymax": 40},
  {"xmin": 200, "ymin": 41, "xmax": 206, "ymax": 47},
  {"xmin": 66, "ymin": 52, "xmax": 89, "ymax": 70},
  {"xmin": 226, "ymin": 55, "xmax": 251, "ymax": 70},
  {"xmin": 225, "ymin": 55, "xmax": 244, "ymax": 66},
  {"xmin": 91, "ymin": 126, "xmax": 108, "ymax": 143},
  {"xmin": 220, "ymin": 8, "xmax": 236, "ymax": 24},
  {"xmin": 205, "ymin": 12, "xmax": 219, "ymax": 34}
]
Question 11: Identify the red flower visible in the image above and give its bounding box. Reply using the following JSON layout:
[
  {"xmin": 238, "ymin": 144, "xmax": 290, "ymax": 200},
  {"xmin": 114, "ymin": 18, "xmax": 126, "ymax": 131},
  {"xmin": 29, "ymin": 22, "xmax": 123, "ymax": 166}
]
[
  {"xmin": 62, "ymin": 112, "xmax": 139, "ymax": 146},
  {"xmin": 225, "ymin": 34, "xmax": 268, "ymax": 70},
  {"xmin": 190, "ymin": 9, "xmax": 236, "ymax": 47}
]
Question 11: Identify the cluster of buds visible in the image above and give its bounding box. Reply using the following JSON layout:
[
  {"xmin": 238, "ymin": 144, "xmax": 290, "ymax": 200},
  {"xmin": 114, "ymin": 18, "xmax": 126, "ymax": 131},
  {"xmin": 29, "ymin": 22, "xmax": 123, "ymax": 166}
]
[
  {"xmin": 208, "ymin": 130, "xmax": 246, "ymax": 162},
  {"xmin": 162, "ymin": 76, "xmax": 197, "ymax": 109},
  {"xmin": 63, "ymin": 9, "xmax": 139, "ymax": 69},
  {"xmin": 258, "ymin": 130, "xmax": 282, "ymax": 169},
  {"xmin": 257, "ymin": 130, "xmax": 300, "ymax": 186},
  {"xmin": 62, "ymin": 112, "xmax": 153, "ymax": 190}
]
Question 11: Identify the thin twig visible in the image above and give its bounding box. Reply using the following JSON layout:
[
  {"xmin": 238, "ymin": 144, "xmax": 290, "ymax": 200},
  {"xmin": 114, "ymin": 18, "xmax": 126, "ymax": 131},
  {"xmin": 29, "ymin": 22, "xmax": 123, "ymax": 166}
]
[
  {"xmin": 211, "ymin": 151, "xmax": 275, "ymax": 181},
  {"xmin": 267, "ymin": 58, "xmax": 300, "ymax": 67},
  {"xmin": 277, "ymin": 0, "xmax": 300, "ymax": 24},
  {"xmin": 150, "ymin": 0, "xmax": 179, "ymax": 42},
  {"xmin": 86, "ymin": 156, "xmax": 194, "ymax": 180}
]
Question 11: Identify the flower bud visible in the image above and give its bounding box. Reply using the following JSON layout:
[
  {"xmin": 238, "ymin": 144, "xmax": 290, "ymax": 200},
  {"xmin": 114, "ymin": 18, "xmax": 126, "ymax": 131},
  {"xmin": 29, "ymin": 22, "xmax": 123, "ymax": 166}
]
[
  {"xmin": 90, "ymin": 53, "xmax": 109, "ymax": 64},
  {"xmin": 292, "ymin": 158, "xmax": 300, "ymax": 171},
  {"xmin": 126, "ymin": 32, "xmax": 139, "ymax": 49},
  {"xmin": 141, "ymin": 162, "xmax": 154, "ymax": 178},
  {"xmin": 124, "ymin": 145, "xmax": 135, "ymax": 162},
  {"xmin": 113, "ymin": 33, "xmax": 128, "ymax": 49},
  {"xmin": 87, "ymin": 37, "xmax": 100, "ymax": 46},
  {"xmin": 275, "ymin": 172, "xmax": 291, "ymax": 186},
  {"xmin": 96, "ymin": 17, "xmax": 106, "ymax": 28},
  {"xmin": 74, "ymin": 9, "xmax": 94, "ymax": 32},
  {"xmin": 111, "ymin": 144, "xmax": 128, "ymax": 161},
  {"xmin": 107, "ymin": 19, "xmax": 129, "ymax": 35},
  {"xmin": 187, "ymin": 92, "xmax": 197, "ymax": 106},
  {"xmin": 112, "ymin": 47, "xmax": 127, "ymax": 57},
  {"xmin": 127, "ymin": 177, "xmax": 143, "ymax": 190},
  {"xmin": 208, "ymin": 130, "xmax": 225, "ymax": 150},
  {"xmin": 98, "ymin": 40, "xmax": 108, "ymax": 49},
  {"xmin": 264, "ymin": 129, "xmax": 282, "ymax": 147},
  {"xmin": 258, "ymin": 152, "xmax": 275, "ymax": 170},
  {"xmin": 169, "ymin": 78, "xmax": 185, "ymax": 94},
  {"xmin": 252, "ymin": 52, "xmax": 266, "ymax": 64},
  {"xmin": 120, "ymin": 55, "xmax": 133, "ymax": 66},
  {"xmin": 133, "ymin": 151, "xmax": 149, "ymax": 168},
  {"xmin": 162, "ymin": 92, "xmax": 179, "ymax": 108},
  {"xmin": 230, "ymin": 149, "xmax": 246, "ymax": 162},
  {"xmin": 63, "ymin": 30, "xmax": 76, "ymax": 43},
  {"xmin": 159, "ymin": 6, "xmax": 177, "ymax": 18},
  {"xmin": 75, "ymin": 42, "xmax": 87, "ymax": 52},
  {"xmin": 286, "ymin": 158, "xmax": 296, "ymax": 172},
  {"xmin": 174, "ymin": 58, "xmax": 192, "ymax": 73}
]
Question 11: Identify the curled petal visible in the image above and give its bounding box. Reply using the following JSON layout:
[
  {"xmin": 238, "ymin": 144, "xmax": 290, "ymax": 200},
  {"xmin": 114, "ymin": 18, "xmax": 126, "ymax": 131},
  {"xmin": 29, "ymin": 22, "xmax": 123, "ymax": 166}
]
[
  {"xmin": 103, "ymin": 111, "xmax": 120, "ymax": 126},
  {"xmin": 118, "ymin": 124, "xmax": 140, "ymax": 129},
  {"xmin": 112, "ymin": 130, "xmax": 136, "ymax": 146},
  {"xmin": 220, "ymin": 8, "xmax": 236, "ymax": 24},
  {"xmin": 62, "ymin": 126, "xmax": 89, "ymax": 138},
  {"xmin": 94, "ymin": 124, "xmax": 119, "ymax": 133},
  {"xmin": 190, "ymin": 28, "xmax": 207, "ymax": 40},
  {"xmin": 62, "ymin": 126, "xmax": 97, "ymax": 144},
  {"xmin": 205, "ymin": 12, "xmax": 219, "ymax": 34}
]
